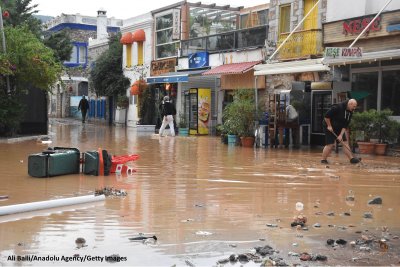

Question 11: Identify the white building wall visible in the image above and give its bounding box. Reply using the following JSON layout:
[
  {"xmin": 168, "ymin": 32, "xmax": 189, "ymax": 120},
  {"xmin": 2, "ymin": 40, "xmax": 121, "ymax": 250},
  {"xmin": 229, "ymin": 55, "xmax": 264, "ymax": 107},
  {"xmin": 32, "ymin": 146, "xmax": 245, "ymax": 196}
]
[
  {"xmin": 326, "ymin": 0, "xmax": 400, "ymax": 22},
  {"xmin": 366, "ymin": 0, "xmax": 400, "ymax": 15},
  {"xmin": 121, "ymin": 13, "xmax": 153, "ymax": 127}
]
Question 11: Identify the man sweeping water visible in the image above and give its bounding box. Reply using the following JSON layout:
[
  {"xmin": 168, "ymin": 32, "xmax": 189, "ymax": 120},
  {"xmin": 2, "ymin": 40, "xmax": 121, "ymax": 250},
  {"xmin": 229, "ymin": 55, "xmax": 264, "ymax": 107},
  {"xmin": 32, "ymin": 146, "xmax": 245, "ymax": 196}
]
[{"xmin": 321, "ymin": 99, "xmax": 360, "ymax": 164}]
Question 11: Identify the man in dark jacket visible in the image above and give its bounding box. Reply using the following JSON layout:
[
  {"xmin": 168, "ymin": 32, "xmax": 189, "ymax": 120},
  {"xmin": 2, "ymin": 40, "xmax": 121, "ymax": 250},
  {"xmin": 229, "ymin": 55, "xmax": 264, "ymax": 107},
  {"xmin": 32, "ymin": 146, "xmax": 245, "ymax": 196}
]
[
  {"xmin": 78, "ymin": 95, "xmax": 89, "ymax": 123},
  {"xmin": 321, "ymin": 99, "xmax": 359, "ymax": 164},
  {"xmin": 159, "ymin": 96, "xmax": 176, "ymax": 137}
]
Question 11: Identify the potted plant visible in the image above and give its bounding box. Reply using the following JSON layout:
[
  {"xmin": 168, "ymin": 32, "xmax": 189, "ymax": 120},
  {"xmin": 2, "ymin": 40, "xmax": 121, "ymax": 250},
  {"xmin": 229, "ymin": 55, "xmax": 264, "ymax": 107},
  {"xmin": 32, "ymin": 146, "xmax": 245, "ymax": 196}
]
[
  {"xmin": 178, "ymin": 112, "xmax": 189, "ymax": 136},
  {"xmin": 350, "ymin": 109, "xmax": 377, "ymax": 154},
  {"xmin": 222, "ymin": 89, "xmax": 256, "ymax": 147},
  {"xmin": 372, "ymin": 109, "xmax": 400, "ymax": 155},
  {"xmin": 116, "ymin": 95, "xmax": 129, "ymax": 109},
  {"xmin": 115, "ymin": 95, "xmax": 129, "ymax": 125}
]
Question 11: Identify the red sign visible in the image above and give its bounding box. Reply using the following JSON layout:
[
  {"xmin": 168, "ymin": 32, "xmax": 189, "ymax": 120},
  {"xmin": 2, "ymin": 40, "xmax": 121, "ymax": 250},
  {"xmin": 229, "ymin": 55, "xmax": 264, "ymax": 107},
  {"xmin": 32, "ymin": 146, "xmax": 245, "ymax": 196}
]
[{"xmin": 342, "ymin": 15, "xmax": 381, "ymax": 36}]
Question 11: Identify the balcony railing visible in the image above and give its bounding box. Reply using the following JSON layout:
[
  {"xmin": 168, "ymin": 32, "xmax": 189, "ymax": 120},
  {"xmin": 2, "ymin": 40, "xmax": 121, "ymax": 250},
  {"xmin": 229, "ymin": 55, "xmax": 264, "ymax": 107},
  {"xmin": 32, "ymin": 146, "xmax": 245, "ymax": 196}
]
[
  {"xmin": 276, "ymin": 29, "xmax": 323, "ymax": 60},
  {"xmin": 181, "ymin": 25, "xmax": 268, "ymax": 56}
]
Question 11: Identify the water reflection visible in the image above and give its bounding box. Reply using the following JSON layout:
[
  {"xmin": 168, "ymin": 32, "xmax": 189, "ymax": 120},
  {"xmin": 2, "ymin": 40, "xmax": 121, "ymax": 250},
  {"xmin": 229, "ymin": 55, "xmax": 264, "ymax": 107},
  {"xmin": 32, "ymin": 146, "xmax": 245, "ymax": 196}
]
[{"xmin": 0, "ymin": 119, "xmax": 399, "ymax": 265}]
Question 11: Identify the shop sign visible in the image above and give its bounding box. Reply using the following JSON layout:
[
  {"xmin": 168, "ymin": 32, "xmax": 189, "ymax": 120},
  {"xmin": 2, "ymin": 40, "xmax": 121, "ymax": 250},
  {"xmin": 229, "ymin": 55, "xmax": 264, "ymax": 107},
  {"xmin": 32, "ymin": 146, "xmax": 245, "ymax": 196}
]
[
  {"xmin": 342, "ymin": 15, "xmax": 381, "ymax": 36},
  {"xmin": 188, "ymin": 52, "xmax": 209, "ymax": 69},
  {"xmin": 172, "ymin": 9, "xmax": 180, "ymax": 40},
  {"xmin": 324, "ymin": 47, "xmax": 363, "ymax": 59},
  {"xmin": 311, "ymin": 82, "xmax": 333, "ymax": 90},
  {"xmin": 150, "ymin": 58, "xmax": 176, "ymax": 76}
]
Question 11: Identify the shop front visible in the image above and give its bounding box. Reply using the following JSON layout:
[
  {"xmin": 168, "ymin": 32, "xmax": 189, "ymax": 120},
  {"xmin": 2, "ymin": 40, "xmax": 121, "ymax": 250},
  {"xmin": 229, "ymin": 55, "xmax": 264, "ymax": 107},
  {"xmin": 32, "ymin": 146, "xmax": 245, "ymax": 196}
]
[
  {"xmin": 323, "ymin": 10, "xmax": 400, "ymax": 119},
  {"xmin": 146, "ymin": 57, "xmax": 216, "ymax": 134},
  {"xmin": 254, "ymin": 59, "xmax": 334, "ymax": 146},
  {"xmin": 202, "ymin": 60, "xmax": 265, "ymax": 126}
]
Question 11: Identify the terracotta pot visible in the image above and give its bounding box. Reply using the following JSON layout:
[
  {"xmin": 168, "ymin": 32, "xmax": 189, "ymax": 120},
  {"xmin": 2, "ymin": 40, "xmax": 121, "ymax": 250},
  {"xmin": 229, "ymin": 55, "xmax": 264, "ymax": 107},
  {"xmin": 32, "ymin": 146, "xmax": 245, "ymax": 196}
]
[
  {"xmin": 357, "ymin": 141, "xmax": 375, "ymax": 154},
  {"xmin": 374, "ymin": 143, "xmax": 387, "ymax": 155},
  {"xmin": 240, "ymin": 136, "xmax": 255, "ymax": 147}
]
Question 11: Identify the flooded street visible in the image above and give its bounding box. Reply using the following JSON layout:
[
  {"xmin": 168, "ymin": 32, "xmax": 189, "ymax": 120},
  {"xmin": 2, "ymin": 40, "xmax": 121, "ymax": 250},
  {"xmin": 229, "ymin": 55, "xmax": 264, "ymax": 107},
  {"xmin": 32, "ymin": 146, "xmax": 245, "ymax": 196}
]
[{"xmin": 0, "ymin": 119, "xmax": 400, "ymax": 266}]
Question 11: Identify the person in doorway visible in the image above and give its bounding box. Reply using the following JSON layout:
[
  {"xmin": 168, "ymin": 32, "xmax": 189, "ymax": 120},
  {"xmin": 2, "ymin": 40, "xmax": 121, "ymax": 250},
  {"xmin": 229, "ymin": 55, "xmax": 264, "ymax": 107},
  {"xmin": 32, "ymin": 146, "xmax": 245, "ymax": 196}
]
[
  {"xmin": 78, "ymin": 95, "xmax": 89, "ymax": 123},
  {"xmin": 285, "ymin": 104, "xmax": 299, "ymax": 148},
  {"xmin": 321, "ymin": 98, "xmax": 359, "ymax": 164},
  {"xmin": 159, "ymin": 96, "xmax": 176, "ymax": 137}
]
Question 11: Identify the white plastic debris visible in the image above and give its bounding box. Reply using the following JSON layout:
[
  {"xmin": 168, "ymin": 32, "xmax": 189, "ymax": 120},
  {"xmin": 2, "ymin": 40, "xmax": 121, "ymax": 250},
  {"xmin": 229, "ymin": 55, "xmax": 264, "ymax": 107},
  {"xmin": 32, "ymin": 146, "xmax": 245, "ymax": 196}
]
[
  {"xmin": 195, "ymin": 231, "xmax": 213, "ymax": 236},
  {"xmin": 295, "ymin": 202, "xmax": 304, "ymax": 211}
]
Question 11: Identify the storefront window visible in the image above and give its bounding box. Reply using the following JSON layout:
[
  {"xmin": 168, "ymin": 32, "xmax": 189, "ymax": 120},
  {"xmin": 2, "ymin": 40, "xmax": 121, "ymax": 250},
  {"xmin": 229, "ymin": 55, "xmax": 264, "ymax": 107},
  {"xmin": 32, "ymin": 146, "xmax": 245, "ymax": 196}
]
[
  {"xmin": 351, "ymin": 72, "xmax": 378, "ymax": 112},
  {"xmin": 189, "ymin": 7, "xmax": 237, "ymax": 38},
  {"xmin": 155, "ymin": 13, "xmax": 179, "ymax": 59},
  {"xmin": 381, "ymin": 70, "xmax": 400, "ymax": 115}
]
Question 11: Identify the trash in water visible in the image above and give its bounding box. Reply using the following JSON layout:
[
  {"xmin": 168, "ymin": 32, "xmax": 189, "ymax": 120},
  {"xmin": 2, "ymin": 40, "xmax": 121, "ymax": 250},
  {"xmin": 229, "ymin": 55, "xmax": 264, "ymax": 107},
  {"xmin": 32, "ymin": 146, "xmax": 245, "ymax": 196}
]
[
  {"xmin": 75, "ymin": 237, "xmax": 86, "ymax": 248},
  {"xmin": 195, "ymin": 231, "xmax": 213, "ymax": 236},
  {"xmin": 95, "ymin": 187, "xmax": 127, "ymax": 197},
  {"xmin": 129, "ymin": 235, "xmax": 157, "ymax": 241},
  {"xmin": 295, "ymin": 202, "xmax": 304, "ymax": 211},
  {"xmin": 181, "ymin": 218, "xmax": 194, "ymax": 223}
]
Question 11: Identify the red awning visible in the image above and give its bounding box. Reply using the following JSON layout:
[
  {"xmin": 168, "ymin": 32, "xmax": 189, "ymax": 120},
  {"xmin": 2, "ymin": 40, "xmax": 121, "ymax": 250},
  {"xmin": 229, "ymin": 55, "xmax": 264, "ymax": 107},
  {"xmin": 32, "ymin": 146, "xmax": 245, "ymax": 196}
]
[{"xmin": 202, "ymin": 61, "xmax": 262, "ymax": 76}]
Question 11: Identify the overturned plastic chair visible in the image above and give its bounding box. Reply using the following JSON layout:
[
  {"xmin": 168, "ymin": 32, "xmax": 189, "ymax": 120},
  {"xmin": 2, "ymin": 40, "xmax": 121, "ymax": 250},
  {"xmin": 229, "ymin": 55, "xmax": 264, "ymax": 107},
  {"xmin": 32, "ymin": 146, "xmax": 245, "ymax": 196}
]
[{"xmin": 110, "ymin": 154, "xmax": 139, "ymax": 175}]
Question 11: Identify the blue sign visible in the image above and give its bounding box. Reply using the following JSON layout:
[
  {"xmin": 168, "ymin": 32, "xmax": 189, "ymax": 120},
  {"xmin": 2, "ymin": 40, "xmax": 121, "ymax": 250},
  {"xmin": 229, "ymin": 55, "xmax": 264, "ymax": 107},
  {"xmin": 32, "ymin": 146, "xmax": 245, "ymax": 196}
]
[
  {"xmin": 146, "ymin": 75, "xmax": 189, "ymax": 84},
  {"xmin": 188, "ymin": 52, "xmax": 209, "ymax": 69},
  {"xmin": 387, "ymin": 23, "xmax": 400, "ymax": 32}
]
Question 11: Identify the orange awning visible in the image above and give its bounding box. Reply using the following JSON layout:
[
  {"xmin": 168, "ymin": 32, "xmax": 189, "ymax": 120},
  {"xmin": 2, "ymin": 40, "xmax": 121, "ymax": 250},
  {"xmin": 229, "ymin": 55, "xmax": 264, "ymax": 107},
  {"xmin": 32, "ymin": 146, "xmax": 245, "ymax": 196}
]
[
  {"xmin": 132, "ymin": 29, "xmax": 146, "ymax": 42},
  {"xmin": 202, "ymin": 61, "xmax": 262, "ymax": 76},
  {"xmin": 120, "ymin": 32, "xmax": 133, "ymax": 44}
]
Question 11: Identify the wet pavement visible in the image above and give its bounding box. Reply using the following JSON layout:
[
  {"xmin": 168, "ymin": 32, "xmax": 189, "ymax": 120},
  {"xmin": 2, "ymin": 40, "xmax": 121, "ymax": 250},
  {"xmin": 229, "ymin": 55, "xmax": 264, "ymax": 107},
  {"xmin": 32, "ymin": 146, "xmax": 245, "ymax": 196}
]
[{"xmin": 0, "ymin": 118, "xmax": 399, "ymax": 266}]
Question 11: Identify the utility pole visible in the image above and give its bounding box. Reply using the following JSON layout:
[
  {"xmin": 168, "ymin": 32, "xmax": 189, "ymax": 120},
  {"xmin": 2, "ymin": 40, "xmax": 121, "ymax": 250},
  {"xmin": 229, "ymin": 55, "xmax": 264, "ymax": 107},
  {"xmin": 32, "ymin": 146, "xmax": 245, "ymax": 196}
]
[{"xmin": 0, "ymin": 5, "xmax": 11, "ymax": 94}]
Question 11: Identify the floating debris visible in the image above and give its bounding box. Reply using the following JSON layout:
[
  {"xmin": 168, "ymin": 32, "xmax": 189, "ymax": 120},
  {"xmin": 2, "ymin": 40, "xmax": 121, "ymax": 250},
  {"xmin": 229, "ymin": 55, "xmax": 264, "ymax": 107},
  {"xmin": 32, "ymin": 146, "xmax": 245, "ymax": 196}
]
[
  {"xmin": 363, "ymin": 212, "xmax": 373, "ymax": 219},
  {"xmin": 327, "ymin": 239, "xmax": 334, "ymax": 245},
  {"xmin": 75, "ymin": 237, "xmax": 86, "ymax": 248},
  {"xmin": 95, "ymin": 187, "xmax": 127, "ymax": 197},
  {"xmin": 195, "ymin": 231, "xmax": 212, "ymax": 236},
  {"xmin": 368, "ymin": 196, "xmax": 382, "ymax": 205},
  {"xmin": 255, "ymin": 245, "xmax": 274, "ymax": 256},
  {"xmin": 295, "ymin": 202, "xmax": 304, "ymax": 211},
  {"xmin": 181, "ymin": 218, "xmax": 194, "ymax": 223},
  {"xmin": 336, "ymin": 239, "xmax": 347, "ymax": 245},
  {"xmin": 300, "ymin": 252, "xmax": 327, "ymax": 261},
  {"xmin": 0, "ymin": 195, "xmax": 8, "ymax": 200},
  {"xmin": 128, "ymin": 235, "xmax": 157, "ymax": 241},
  {"xmin": 288, "ymin": 251, "xmax": 300, "ymax": 257},
  {"xmin": 291, "ymin": 215, "xmax": 307, "ymax": 227},
  {"xmin": 266, "ymin": 223, "xmax": 278, "ymax": 228}
]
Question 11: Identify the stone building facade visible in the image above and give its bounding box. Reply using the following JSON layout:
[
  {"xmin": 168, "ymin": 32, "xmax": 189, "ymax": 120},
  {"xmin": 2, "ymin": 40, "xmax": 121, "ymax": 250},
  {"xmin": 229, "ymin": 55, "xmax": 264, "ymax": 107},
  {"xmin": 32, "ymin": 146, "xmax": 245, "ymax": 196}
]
[{"xmin": 44, "ymin": 12, "xmax": 122, "ymax": 118}]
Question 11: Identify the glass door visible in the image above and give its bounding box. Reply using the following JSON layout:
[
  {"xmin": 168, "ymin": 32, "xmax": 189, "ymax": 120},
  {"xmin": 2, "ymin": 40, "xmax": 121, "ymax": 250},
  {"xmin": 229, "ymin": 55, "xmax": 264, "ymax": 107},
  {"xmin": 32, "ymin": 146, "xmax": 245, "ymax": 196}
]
[
  {"xmin": 189, "ymin": 88, "xmax": 198, "ymax": 134},
  {"xmin": 311, "ymin": 91, "xmax": 332, "ymax": 133}
]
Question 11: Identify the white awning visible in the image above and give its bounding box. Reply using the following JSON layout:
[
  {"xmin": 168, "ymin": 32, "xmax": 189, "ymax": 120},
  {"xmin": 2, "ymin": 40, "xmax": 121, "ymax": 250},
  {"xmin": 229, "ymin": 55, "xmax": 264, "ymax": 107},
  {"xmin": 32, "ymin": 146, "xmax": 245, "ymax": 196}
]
[
  {"xmin": 254, "ymin": 59, "xmax": 330, "ymax": 76},
  {"xmin": 322, "ymin": 49, "xmax": 400, "ymax": 66}
]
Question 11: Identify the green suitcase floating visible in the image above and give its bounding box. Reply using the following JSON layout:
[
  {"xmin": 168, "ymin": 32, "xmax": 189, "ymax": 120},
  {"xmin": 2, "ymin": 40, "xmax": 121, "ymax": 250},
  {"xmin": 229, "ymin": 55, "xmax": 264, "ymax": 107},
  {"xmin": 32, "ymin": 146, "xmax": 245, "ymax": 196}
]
[{"xmin": 28, "ymin": 147, "xmax": 80, "ymax": 178}]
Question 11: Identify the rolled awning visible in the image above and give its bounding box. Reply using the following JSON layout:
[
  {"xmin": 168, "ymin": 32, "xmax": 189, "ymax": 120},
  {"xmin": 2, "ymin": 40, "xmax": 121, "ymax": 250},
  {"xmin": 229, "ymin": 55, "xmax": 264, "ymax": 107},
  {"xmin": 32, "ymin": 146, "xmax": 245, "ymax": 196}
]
[
  {"xmin": 254, "ymin": 59, "xmax": 330, "ymax": 76},
  {"xmin": 202, "ymin": 61, "xmax": 262, "ymax": 76}
]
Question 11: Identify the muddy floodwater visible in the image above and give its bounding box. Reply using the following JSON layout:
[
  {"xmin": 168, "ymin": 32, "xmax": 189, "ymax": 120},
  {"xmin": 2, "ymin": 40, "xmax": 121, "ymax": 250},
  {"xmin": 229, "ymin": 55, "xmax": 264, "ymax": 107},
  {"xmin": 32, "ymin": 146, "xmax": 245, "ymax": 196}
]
[{"xmin": 0, "ymin": 119, "xmax": 399, "ymax": 266}]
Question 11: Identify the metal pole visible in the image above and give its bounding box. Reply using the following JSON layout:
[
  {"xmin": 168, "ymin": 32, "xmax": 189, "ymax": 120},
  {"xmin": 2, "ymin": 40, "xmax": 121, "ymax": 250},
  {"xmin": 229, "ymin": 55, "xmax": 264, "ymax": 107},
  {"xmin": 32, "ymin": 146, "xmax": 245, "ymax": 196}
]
[
  {"xmin": 268, "ymin": 0, "xmax": 322, "ymax": 62},
  {"xmin": 349, "ymin": 0, "xmax": 392, "ymax": 48},
  {"xmin": 0, "ymin": 5, "xmax": 11, "ymax": 94},
  {"xmin": 254, "ymin": 76, "xmax": 258, "ymax": 121}
]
